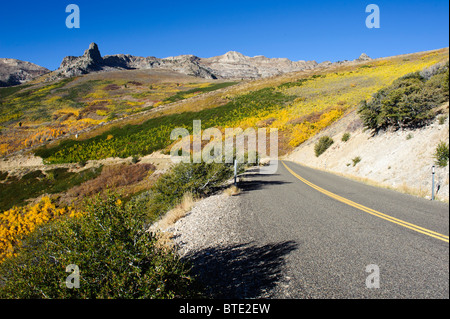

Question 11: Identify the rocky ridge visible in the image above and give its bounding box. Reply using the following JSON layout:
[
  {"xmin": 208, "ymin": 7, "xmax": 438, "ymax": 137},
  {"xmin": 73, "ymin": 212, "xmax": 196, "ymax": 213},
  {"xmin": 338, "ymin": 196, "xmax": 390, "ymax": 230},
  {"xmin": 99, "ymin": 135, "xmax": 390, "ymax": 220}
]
[
  {"xmin": 1, "ymin": 43, "xmax": 373, "ymax": 85},
  {"xmin": 55, "ymin": 43, "xmax": 218, "ymax": 80},
  {"xmin": 0, "ymin": 58, "xmax": 49, "ymax": 87},
  {"xmin": 50, "ymin": 43, "xmax": 372, "ymax": 81}
]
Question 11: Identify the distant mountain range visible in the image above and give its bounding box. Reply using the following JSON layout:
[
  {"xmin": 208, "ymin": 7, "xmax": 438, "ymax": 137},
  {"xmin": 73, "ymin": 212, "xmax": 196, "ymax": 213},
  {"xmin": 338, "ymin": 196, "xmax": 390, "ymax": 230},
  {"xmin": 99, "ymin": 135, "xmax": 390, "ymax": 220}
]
[{"xmin": 1, "ymin": 43, "xmax": 372, "ymax": 87}]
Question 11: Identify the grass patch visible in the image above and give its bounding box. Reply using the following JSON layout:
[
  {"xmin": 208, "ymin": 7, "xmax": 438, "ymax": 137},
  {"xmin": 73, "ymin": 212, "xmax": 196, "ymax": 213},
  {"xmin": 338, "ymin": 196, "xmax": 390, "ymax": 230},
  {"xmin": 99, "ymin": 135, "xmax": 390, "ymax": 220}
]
[
  {"xmin": 157, "ymin": 192, "xmax": 195, "ymax": 230},
  {"xmin": 0, "ymin": 84, "xmax": 32, "ymax": 100},
  {"xmin": 0, "ymin": 166, "xmax": 102, "ymax": 211},
  {"xmin": 438, "ymin": 115, "xmax": 447, "ymax": 125},
  {"xmin": 224, "ymin": 184, "xmax": 240, "ymax": 196},
  {"xmin": 163, "ymin": 82, "xmax": 238, "ymax": 103}
]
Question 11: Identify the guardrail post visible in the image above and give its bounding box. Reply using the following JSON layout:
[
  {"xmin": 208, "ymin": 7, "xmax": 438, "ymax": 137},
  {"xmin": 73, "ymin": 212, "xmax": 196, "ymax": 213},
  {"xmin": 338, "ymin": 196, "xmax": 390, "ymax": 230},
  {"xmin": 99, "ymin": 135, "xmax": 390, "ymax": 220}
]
[
  {"xmin": 431, "ymin": 165, "xmax": 435, "ymax": 201},
  {"xmin": 234, "ymin": 159, "xmax": 237, "ymax": 185}
]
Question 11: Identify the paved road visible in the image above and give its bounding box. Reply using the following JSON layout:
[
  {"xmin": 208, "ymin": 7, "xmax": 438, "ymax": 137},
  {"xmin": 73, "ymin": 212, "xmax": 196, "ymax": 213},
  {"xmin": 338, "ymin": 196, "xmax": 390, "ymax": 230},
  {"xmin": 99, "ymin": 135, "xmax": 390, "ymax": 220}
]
[{"xmin": 236, "ymin": 160, "xmax": 449, "ymax": 298}]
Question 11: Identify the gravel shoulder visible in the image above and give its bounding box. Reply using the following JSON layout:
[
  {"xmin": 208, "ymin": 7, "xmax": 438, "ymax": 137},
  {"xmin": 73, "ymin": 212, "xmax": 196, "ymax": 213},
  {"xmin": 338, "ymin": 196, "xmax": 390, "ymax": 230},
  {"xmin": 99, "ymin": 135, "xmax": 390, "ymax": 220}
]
[
  {"xmin": 168, "ymin": 193, "xmax": 245, "ymax": 258},
  {"xmin": 162, "ymin": 170, "xmax": 295, "ymax": 299},
  {"xmin": 157, "ymin": 163, "xmax": 449, "ymax": 299}
]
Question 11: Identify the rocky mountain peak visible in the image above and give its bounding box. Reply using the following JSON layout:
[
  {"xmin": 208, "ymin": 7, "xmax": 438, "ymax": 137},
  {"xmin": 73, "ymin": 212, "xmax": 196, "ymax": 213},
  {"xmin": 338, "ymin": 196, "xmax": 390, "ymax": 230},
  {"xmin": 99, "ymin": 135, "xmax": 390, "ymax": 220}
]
[
  {"xmin": 221, "ymin": 51, "xmax": 247, "ymax": 62},
  {"xmin": 84, "ymin": 43, "xmax": 102, "ymax": 64},
  {"xmin": 357, "ymin": 53, "xmax": 372, "ymax": 61}
]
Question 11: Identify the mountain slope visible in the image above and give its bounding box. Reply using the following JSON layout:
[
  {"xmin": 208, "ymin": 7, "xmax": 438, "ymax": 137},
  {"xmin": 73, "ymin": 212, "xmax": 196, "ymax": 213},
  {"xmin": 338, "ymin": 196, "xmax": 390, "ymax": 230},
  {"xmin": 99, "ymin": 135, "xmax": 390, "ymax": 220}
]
[
  {"xmin": 286, "ymin": 105, "xmax": 449, "ymax": 201},
  {"xmin": 285, "ymin": 58, "xmax": 449, "ymax": 201},
  {"xmin": 0, "ymin": 58, "xmax": 49, "ymax": 87},
  {"xmin": 0, "ymin": 68, "xmax": 237, "ymax": 156},
  {"xmin": 25, "ymin": 48, "xmax": 448, "ymax": 165},
  {"xmin": 1, "ymin": 47, "xmax": 447, "ymax": 169}
]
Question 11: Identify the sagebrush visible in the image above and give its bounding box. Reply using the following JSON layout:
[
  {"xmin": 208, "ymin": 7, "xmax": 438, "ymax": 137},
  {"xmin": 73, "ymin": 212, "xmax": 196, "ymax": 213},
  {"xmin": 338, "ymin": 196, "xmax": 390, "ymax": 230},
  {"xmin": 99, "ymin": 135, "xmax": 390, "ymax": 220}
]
[
  {"xmin": 358, "ymin": 62, "xmax": 449, "ymax": 132},
  {"xmin": 314, "ymin": 136, "xmax": 334, "ymax": 157},
  {"xmin": 0, "ymin": 194, "xmax": 200, "ymax": 299}
]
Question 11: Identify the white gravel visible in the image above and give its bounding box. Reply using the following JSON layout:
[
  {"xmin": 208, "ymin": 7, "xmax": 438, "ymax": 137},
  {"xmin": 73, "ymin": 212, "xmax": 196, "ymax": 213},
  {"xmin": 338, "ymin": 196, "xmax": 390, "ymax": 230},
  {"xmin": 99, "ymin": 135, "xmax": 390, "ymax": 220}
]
[
  {"xmin": 159, "ymin": 172, "xmax": 294, "ymax": 299},
  {"xmin": 167, "ymin": 192, "xmax": 244, "ymax": 258}
]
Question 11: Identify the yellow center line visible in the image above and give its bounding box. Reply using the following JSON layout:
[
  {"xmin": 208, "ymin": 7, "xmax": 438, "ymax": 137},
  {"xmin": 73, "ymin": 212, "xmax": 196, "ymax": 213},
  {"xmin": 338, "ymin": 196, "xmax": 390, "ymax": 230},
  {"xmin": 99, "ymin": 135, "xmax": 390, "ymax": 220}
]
[{"xmin": 281, "ymin": 161, "xmax": 449, "ymax": 243}]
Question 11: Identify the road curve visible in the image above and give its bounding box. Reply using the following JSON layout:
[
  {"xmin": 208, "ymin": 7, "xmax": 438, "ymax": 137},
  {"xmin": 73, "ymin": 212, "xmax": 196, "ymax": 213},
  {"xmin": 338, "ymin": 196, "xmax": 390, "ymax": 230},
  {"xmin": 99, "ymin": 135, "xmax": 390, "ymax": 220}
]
[{"xmin": 236, "ymin": 160, "xmax": 449, "ymax": 298}]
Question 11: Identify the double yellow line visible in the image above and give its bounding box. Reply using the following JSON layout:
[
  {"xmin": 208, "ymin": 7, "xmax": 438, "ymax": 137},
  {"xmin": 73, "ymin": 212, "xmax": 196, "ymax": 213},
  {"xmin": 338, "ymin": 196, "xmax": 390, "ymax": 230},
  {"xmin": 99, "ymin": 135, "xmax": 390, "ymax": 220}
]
[{"xmin": 282, "ymin": 161, "xmax": 449, "ymax": 243}]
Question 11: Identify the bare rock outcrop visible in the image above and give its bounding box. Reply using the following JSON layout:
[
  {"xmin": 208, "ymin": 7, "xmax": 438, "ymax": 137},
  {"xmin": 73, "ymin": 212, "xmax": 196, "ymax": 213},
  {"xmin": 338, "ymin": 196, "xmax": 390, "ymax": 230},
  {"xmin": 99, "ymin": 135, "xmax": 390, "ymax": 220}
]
[
  {"xmin": 2, "ymin": 44, "xmax": 377, "ymax": 86},
  {"xmin": 50, "ymin": 43, "xmax": 319, "ymax": 81},
  {"xmin": 0, "ymin": 58, "xmax": 49, "ymax": 87},
  {"xmin": 201, "ymin": 51, "xmax": 318, "ymax": 79},
  {"xmin": 57, "ymin": 43, "xmax": 105, "ymax": 78},
  {"xmin": 355, "ymin": 53, "xmax": 372, "ymax": 62}
]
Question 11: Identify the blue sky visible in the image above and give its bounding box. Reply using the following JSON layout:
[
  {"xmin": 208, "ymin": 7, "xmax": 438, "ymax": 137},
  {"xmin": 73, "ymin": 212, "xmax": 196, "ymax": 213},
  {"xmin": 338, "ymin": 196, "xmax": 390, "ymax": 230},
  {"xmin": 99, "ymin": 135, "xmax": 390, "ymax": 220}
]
[{"xmin": 0, "ymin": 0, "xmax": 448, "ymax": 70}]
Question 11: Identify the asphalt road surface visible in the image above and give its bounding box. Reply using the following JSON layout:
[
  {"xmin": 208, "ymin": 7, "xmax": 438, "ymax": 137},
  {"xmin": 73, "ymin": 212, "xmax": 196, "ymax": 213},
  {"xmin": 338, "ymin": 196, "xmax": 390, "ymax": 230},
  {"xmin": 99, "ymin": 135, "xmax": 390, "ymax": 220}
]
[{"xmin": 234, "ymin": 160, "xmax": 449, "ymax": 298}]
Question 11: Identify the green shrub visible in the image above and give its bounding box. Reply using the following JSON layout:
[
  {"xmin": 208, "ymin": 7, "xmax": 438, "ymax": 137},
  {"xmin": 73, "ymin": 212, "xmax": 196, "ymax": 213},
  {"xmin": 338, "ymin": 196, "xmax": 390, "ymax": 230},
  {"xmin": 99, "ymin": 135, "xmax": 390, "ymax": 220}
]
[
  {"xmin": 131, "ymin": 155, "xmax": 140, "ymax": 164},
  {"xmin": 341, "ymin": 132, "xmax": 351, "ymax": 142},
  {"xmin": 163, "ymin": 82, "xmax": 238, "ymax": 103},
  {"xmin": 277, "ymin": 78, "xmax": 308, "ymax": 89},
  {"xmin": 434, "ymin": 141, "xmax": 449, "ymax": 167},
  {"xmin": 0, "ymin": 194, "xmax": 199, "ymax": 299},
  {"xmin": 438, "ymin": 115, "xmax": 447, "ymax": 125},
  {"xmin": 314, "ymin": 136, "xmax": 334, "ymax": 157},
  {"xmin": 352, "ymin": 156, "xmax": 362, "ymax": 166},
  {"xmin": 78, "ymin": 160, "xmax": 87, "ymax": 167},
  {"xmin": 0, "ymin": 171, "xmax": 8, "ymax": 181},
  {"xmin": 147, "ymin": 161, "xmax": 236, "ymax": 219},
  {"xmin": 358, "ymin": 62, "xmax": 449, "ymax": 132},
  {"xmin": 0, "ymin": 84, "xmax": 32, "ymax": 100}
]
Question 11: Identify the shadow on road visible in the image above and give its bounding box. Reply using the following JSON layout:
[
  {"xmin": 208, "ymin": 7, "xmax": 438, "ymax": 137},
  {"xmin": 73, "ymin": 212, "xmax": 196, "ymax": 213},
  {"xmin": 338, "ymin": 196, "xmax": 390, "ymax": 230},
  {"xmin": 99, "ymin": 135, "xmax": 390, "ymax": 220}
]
[
  {"xmin": 237, "ymin": 169, "xmax": 290, "ymax": 193},
  {"xmin": 238, "ymin": 178, "xmax": 290, "ymax": 192},
  {"xmin": 184, "ymin": 241, "xmax": 298, "ymax": 298}
]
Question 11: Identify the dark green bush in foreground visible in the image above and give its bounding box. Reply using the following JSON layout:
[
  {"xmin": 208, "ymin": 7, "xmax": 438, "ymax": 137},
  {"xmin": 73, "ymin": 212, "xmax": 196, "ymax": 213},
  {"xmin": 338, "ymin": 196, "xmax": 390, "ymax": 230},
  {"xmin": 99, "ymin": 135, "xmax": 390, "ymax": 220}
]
[
  {"xmin": 0, "ymin": 194, "xmax": 199, "ymax": 299},
  {"xmin": 130, "ymin": 161, "xmax": 239, "ymax": 222},
  {"xmin": 0, "ymin": 160, "xmax": 246, "ymax": 298}
]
